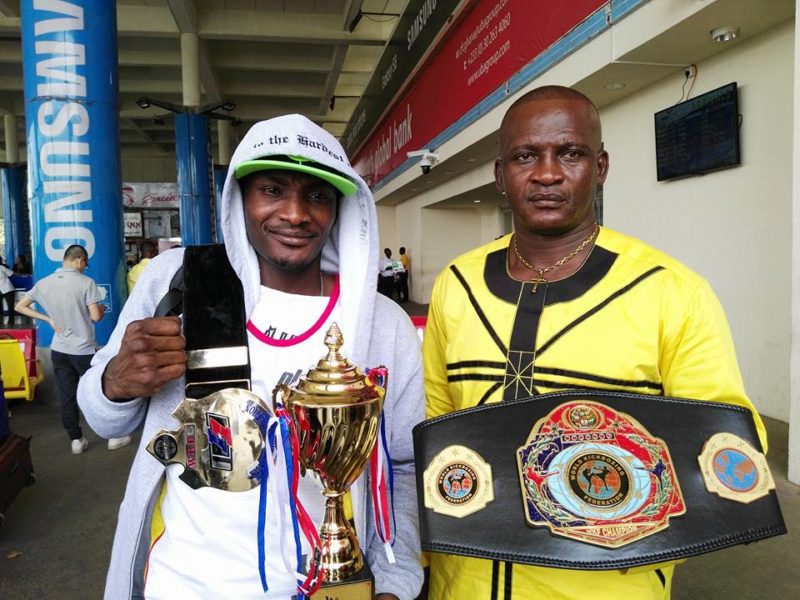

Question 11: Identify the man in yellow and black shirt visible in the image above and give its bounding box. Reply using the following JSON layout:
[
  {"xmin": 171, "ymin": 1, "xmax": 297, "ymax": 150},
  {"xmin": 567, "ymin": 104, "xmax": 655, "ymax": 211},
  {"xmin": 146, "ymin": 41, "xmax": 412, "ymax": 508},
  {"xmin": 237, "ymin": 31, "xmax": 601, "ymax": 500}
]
[{"xmin": 422, "ymin": 85, "xmax": 765, "ymax": 600}]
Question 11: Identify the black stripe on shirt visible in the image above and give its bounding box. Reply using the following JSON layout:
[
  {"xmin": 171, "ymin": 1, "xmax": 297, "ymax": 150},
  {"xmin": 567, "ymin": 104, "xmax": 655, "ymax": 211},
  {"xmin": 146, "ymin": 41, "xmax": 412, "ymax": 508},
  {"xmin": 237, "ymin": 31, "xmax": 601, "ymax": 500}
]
[
  {"xmin": 447, "ymin": 360, "xmax": 506, "ymax": 371},
  {"xmin": 451, "ymin": 265, "xmax": 508, "ymax": 356},
  {"xmin": 491, "ymin": 560, "xmax": 500, "ymax": 600},
  {"xmin": 504, "ymin": 561, "xmax": 514, "ymax": 600},
  {"xmin": 448, "ymin": 373, "xmax": 504, "ymax": 383},
  {"xmin": 531, "ymin": 379, "xmax": 663, "ymax": 394},
  {"xmin": 533, "ymin": 366, "xmax": 663, "ymax": 391},
  {"xmin": 536, "ymin": 266, "xmax": 665, "ymax": 357},
  {"xmin": 477, "ymin": 381, "xmax": 503, "ymax": 406},
  {"xmin": 447, "ymin": 367, "xmax": 661, "ymax": 393}
]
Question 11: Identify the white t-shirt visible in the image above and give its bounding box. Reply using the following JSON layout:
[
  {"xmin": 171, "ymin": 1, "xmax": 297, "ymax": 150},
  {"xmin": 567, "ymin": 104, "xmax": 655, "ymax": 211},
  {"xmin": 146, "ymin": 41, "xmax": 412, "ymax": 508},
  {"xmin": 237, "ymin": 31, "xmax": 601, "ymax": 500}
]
[{"xmin": 145, "ymin": 280, "xmax": 342, "ymax": 599}]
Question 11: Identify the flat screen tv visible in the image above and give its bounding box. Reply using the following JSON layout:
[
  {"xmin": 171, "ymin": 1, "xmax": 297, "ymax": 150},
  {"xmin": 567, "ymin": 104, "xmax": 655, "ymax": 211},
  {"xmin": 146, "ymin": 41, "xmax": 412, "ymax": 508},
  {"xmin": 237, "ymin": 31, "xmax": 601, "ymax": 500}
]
[{"xmin": 654, "ymin": 82, "xmax": 740, "ymax": 181}]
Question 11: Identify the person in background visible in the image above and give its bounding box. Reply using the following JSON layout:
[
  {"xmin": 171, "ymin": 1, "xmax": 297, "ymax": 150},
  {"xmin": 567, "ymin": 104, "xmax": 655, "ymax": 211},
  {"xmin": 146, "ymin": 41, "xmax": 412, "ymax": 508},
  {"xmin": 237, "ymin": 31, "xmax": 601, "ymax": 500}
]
[
  {"xmin": 127, "ymin": 240, "xmax": 158, "ymax": 293},
  {"xmin": 397, "ymin": 247, "xmax": 410, "ymax": 303},
  {"xmin": 13, "ymin": 254, "xmax": 30, "ymax": 274},
  {"xmin": 15, "ymin": 245, "xmax": 132, "ymax": 453},
  {"xmin": 422, "ymin": 85, "xmax": 765, "ymax": 599},
  {"xmin": 0, "ymin": 256, "xmax": 16, "ymax": 324},
  {"xmin": 379, "ymin": 247, "xmax": 397, "ymax": 298}
]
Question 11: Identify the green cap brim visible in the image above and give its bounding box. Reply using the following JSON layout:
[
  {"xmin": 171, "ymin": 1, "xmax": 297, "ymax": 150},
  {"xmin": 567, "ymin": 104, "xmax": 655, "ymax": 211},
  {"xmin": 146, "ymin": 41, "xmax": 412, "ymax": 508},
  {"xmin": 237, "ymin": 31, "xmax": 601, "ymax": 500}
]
[{"xmin": 234, "ymin": 159, "xmax": 358, "ymax": 196}]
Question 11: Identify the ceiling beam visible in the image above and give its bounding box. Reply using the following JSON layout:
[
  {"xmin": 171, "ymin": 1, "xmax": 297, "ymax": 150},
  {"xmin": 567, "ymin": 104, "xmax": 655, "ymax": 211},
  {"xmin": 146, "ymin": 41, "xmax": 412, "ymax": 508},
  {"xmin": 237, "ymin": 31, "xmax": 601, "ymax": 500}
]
[
  {"xmin": 166, "ymin": 0, "xmax": 198, "ymax": 33},
  {"xmin": 317, "ymin": 0, "xmax": 364, "ymax": 115},
  {"xmin": 0, "ymin": 1, "xmax": 19, "ymax": 18},
  {"xmin": 0, "ymin": 15, "xmax": 20, "ymax": 34},
  {"xmin": 197, "ymin": 10, "xmax": 387, "ymax": 45},
  {"xmin": 0, "ymin": 39, "xmax": 20, "ymax": 63},
  {"xmin": 122, "ymin": 118, "xmax": 172, "ymax": 154}
]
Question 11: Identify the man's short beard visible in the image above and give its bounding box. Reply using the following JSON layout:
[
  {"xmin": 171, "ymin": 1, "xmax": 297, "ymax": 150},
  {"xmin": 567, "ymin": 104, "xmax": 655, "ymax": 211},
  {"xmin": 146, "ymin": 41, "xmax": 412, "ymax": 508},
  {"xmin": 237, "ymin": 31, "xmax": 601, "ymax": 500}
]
[{"xmin": 266, "ymin": 255, "xmax": 315, "ymax": 274}]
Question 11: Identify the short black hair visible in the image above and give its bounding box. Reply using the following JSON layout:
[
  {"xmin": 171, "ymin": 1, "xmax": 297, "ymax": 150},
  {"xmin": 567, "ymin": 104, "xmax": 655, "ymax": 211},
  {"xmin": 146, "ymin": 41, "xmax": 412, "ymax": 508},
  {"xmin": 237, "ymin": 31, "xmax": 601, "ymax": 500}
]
[
  {"xmin": 141, "ymin": 241, "xmax": 157, "ymax": 257},
  {"xmin": 63, "ymin": 244, "xmax": 88, "ymax": 261}
]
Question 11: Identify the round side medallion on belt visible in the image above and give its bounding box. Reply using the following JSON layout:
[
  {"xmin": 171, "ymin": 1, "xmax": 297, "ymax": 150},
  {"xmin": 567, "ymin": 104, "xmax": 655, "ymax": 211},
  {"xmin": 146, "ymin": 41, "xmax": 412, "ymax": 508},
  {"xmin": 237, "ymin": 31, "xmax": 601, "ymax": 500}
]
[
  {"xmin": 698, "ymin": 432, "xmax": 775, "ymax": 503},
  {"xmin": 153, "ymin": 434, "xmax": 178, "ymax": 461},
  {"xmin": 424, "ymin": 445, "xmax": 493, "ymax": 518}
]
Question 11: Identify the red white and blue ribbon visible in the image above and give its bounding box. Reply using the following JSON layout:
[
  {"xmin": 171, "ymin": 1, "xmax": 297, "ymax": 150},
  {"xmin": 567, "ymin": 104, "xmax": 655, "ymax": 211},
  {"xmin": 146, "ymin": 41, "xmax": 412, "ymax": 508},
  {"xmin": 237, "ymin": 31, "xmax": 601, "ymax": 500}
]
[
  {"xmin": 248, "ymin": 399, "xmax": 322, "ymax": 598},
  {"xmin": 275, "ymin": 402, "xmax": 322, "ymax": 599},
  {"xmin": 243, "ymin": 399, "xmax": 275, "ymax": 593},
  {"xmin": 370, "ymin": 416, "xmax": 396, "ymax": 562},
  {"xmin": 365, "ymin": 367, "xmax": 396, "ymax": 563}
]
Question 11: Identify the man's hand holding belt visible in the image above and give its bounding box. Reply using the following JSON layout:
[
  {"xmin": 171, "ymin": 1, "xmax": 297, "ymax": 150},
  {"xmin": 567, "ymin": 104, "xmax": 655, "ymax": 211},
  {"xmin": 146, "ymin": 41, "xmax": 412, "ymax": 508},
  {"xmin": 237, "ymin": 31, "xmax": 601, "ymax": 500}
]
[{"xmin": 102, "ymin": 316, "xmax": 186, "ymax": 402}]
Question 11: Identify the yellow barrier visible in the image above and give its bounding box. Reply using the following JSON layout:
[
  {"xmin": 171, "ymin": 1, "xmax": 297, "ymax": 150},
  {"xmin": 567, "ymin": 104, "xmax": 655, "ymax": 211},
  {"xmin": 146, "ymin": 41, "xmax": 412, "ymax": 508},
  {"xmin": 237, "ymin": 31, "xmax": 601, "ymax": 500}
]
[{"xmin": 0, "ymin": 339, "xmax": 43, "ymax": 401}]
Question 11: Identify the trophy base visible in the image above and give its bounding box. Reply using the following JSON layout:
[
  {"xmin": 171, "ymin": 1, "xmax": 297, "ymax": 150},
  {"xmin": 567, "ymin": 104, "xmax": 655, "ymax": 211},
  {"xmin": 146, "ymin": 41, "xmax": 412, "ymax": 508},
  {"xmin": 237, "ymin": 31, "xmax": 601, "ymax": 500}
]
[{"xmin": 294, "ymin": 561, "xmax": 374, "ymax": 600}]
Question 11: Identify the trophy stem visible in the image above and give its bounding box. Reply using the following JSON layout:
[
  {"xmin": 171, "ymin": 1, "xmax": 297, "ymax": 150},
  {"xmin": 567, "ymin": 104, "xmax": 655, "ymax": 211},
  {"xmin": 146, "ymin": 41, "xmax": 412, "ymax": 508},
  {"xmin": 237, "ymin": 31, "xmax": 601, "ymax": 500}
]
[{"xmin": 317, "ymin": 490, "xmax": 364, "ymax": 582}]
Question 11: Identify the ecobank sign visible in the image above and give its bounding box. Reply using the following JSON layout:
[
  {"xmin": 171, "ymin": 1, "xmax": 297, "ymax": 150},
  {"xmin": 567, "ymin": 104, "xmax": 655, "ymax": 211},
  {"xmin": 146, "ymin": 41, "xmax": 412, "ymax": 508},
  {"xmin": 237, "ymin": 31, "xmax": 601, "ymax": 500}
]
[{"xmin": 21, "ymin": 0, "xmax": 124, "ymax": 345}]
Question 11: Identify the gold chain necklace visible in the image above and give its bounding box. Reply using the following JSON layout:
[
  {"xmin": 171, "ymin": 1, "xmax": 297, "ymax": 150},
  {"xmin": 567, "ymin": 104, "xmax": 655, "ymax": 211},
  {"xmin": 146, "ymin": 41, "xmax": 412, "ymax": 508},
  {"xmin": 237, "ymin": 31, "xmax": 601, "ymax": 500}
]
[{"xmin": 511, "ymin": 224, "xmax": 599, "ymax": 293}]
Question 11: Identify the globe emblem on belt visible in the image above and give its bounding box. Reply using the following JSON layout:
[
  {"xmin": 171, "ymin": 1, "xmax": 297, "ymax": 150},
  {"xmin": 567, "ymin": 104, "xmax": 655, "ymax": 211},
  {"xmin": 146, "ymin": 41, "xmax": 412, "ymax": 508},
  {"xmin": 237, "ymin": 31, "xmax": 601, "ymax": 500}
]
[
  {"xmin": 698, "ymin": 432, "xmax": 775, "ymax": 503},
  {"xmin": 713, "ymin": 448, "xmax": 758, "ymax": 492}
]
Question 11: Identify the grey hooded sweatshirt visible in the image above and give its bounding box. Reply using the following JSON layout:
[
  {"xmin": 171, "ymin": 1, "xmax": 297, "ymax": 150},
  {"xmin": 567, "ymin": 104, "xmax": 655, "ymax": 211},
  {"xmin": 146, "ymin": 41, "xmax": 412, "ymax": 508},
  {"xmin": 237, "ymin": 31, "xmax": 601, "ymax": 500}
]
[{"xmin": 77, "ymin": 114, "xmax": 424, "ymax": 599}]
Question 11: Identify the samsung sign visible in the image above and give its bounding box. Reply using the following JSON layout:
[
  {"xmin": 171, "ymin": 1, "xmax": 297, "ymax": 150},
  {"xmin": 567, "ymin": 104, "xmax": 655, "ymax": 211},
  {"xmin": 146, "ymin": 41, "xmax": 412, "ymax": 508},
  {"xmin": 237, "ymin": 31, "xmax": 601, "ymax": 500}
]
[
  {"xmin": 21, "ymin": 0, "xmax": 124, "ymax": 345},
  {"xmin": 342, "ymin": 0, "xmax": 456, "ymax": 155}
]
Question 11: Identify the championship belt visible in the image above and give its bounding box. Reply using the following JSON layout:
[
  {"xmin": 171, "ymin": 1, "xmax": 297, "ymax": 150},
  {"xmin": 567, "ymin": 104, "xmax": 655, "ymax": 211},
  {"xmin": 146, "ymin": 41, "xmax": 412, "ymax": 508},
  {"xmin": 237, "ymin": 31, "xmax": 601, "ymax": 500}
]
[
  {"xmin": 147, "ymin": 245, "xmax": 269, "ymax": 492},
  {"xmin": 414, "ymin": 390, "xmax": 786, "ymax": 569}
]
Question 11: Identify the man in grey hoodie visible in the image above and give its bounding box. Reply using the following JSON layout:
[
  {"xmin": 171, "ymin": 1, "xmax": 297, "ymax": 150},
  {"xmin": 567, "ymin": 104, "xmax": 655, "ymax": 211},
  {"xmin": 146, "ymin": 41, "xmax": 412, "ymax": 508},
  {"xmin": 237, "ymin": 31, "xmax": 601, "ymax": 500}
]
[{"xmin": 77, "ymin": 115, "xmax": 424, "ymax": 599}]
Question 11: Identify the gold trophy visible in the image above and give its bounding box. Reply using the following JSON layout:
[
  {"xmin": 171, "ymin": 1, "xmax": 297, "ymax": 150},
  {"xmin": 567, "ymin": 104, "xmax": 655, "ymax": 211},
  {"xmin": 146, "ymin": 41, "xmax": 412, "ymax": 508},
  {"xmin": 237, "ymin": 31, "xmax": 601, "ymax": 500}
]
[{"xmin": 272, "ymin": 323, "xmax": 386, "ymax": 599}]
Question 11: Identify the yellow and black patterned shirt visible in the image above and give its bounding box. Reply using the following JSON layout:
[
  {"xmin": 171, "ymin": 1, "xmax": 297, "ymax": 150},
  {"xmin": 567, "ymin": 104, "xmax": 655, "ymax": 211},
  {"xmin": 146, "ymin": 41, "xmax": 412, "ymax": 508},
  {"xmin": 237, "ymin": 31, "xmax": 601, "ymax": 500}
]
[{"xmin": 422, "ymin": 226, "xmax": 764, "ymax": 600}]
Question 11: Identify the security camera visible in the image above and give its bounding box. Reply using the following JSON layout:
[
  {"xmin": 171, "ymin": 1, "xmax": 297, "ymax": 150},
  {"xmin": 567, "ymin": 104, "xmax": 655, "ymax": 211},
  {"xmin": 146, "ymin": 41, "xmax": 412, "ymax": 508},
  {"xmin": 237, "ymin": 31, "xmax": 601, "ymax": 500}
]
[
  {"xmin": 407, "ymin": 149, "xmax": 440, "ymax": 175},
  {"xmin": 419, "ymin": 156, "xmax": 433, "ymax": 174}
]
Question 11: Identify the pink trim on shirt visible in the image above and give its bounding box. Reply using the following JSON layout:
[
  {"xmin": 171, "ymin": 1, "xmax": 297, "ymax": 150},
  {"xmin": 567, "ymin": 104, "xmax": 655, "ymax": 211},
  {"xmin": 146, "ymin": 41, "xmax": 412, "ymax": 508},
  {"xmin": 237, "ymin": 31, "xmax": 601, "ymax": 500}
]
[{"xmin": 247, "ymin": 274, "xmax": 340, "ymax": 347}]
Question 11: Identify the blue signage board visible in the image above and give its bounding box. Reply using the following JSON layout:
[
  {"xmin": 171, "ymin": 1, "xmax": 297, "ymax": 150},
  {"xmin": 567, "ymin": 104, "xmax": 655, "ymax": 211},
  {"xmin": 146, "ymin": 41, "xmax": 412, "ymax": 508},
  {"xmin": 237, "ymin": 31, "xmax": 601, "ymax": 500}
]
[{"xmin": 21, "ymin": 0, "xmax": 125, "ymax": 345}]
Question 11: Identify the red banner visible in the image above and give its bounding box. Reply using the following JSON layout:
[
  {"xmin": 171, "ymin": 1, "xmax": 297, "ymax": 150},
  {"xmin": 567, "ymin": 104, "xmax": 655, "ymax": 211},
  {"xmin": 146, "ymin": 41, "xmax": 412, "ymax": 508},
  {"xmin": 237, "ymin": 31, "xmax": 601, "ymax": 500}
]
[{"xmin": 353, "ymin": 0, "xmax": 606, "ymax": 186}]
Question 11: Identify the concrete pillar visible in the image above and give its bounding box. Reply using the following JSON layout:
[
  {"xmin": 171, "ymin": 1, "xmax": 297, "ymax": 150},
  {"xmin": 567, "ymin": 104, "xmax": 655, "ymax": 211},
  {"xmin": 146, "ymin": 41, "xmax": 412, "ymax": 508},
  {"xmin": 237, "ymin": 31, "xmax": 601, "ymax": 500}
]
[
  {"xmin": 181, "ymin": 32, "xmax": 201, "ymax": 107},
  {"xmin": 218, "ymin": 119, "xmax": 231, "ymax": 165},
  {"xmin": 214, "ymin": 119, "xmax": 231, "ymax": 242},
  {"xmin": 788, "ymin": 0, "xmax": 800, "ymax": 484},
  {"xmin": 4, "ymin": 114, "xmax": 18, "ymax": 162}
]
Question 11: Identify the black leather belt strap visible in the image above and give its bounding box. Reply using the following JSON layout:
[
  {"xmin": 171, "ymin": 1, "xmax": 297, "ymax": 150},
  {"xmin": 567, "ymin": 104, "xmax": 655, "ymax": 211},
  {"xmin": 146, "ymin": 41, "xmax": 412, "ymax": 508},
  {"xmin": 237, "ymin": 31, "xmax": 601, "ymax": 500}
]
[
  {"xmin": 414, "ymin": 390, "xmax": 786, "ymax": 570},
  {"xmin": 181, "ymin": 244, "xmax": 250, "ymax": 399}
]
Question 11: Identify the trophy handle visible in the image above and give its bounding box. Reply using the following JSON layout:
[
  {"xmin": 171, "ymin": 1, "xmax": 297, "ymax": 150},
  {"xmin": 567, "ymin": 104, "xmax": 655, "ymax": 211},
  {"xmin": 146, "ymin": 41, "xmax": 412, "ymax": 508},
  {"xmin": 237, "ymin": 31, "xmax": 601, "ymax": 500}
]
[
  {"xmin": 366, "ymin": 366, "xmax": 388, "ymax": 391},
  {"xmin": 272, "ymin": 383, "xmax": 292, "ymax": 412}
]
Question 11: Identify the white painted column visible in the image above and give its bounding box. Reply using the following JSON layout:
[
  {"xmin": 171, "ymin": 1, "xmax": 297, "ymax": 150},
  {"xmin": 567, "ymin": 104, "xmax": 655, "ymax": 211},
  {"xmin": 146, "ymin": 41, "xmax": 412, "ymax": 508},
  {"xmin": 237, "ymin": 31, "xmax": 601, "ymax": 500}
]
[
  {"xmin": 788, "ymin": 0, "xmax": 800, "ymax": 485},
  {"xmin": 218, "ymin": 119, "xmax": 231, "ymax": 164},
  {"xmin": 4, "ymin": 114, "xmax": 18, "ymax": 163},
  {"xmin": 181, "ymin": 32, "xmax": 201, "ymax": 106}
]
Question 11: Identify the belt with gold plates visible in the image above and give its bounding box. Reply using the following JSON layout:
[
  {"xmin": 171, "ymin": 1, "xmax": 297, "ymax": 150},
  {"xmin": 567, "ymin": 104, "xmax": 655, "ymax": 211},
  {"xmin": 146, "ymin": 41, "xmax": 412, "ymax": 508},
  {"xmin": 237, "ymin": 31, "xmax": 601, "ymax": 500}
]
[{"xmin": 414, "ymin": 390, "xmax": 786, "ymax": 569}]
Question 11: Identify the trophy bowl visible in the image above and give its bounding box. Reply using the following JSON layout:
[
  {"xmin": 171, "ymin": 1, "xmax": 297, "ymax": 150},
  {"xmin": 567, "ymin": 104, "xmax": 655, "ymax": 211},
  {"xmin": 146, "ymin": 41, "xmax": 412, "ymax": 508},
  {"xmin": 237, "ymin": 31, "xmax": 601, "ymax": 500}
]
[{"xmin": 273, "ymin": 323, "xmax": 385, "ymax": 585}]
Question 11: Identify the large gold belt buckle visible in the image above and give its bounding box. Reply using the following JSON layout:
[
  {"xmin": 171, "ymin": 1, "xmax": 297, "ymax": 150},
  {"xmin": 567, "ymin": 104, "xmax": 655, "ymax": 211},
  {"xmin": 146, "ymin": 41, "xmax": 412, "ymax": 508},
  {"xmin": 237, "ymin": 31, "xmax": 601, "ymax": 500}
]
[
  {"xmin": 146, "ymin": 387, "xmax": 270, "ymax": 492},
  {"xmin": 517, "ymin": 401, "xmax": 686, "ymax": 547}
]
